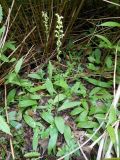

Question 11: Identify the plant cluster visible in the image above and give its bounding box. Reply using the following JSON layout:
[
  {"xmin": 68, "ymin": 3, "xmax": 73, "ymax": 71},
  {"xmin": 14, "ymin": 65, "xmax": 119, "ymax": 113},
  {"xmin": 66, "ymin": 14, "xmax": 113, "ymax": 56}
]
[{"xmin": 0, "ymin": 1, "xmax": 120, "ymax": 160}]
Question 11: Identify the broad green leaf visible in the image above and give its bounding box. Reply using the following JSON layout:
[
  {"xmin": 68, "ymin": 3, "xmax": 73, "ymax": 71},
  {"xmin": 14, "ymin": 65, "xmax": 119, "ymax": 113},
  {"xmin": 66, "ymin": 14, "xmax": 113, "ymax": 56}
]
[
  {"xmin": 108, "ymin": 106, "xmax": 117, "ymax": 125},
  {"xmin": 30, "ymin": 94, "xmax": 41, "ymax": 100},
  {"xmin": 28, "ymin": 73, "xmax": 41, "ymax": 79},
  {"xmin": 53, "ymin": 94, "xmax": 66, "ymax": 104},
  {"xmin": 24, "ymin": 115, "xmax": 36, "ymax": 128},
  {"xmin": 71, "ymin": 82, "xmax": 80, "ymax": 93},
  {"xmin": 95, "ymin": 34, "xmax": 112, "ymax": 47},
  {"xmin": 8, "ymin": 111, "xmax": 16, "ymax": 121},
  {"xmin": 55, "ymin": 116, "xmax": 65, "ymax": 134},
  {"xmin": 87, "ymin": 63, "xmax": 98, "ymax": 71},
  {"xmin": 94, "ymin": 114, "xmax": 105, "ymax": 120},
  {"xmin": 94, "ymin": 48, "xmax": 101, "ymax": 64},
  {"xmin": 9, "ymin": 57, "xmax": 16, "ymax": 62},
  {"xmin": 105, "ymin": 56, "xmax": 113, "ymax": 68},
  {"xmin": 54, "ymin": 77, "xmax": 68, "ymax": 90},
  {"xmin": 100, "ymin": 21, "xmax": 120, "ymax": 27},
  {"xmin": 41, "ymin": 127, "xmax": 50, "ymax": 139},
  {"xmin": 89, "ymin": 106, "xmax": 107, "ymax": 115},
  {"xmin": 107, "ymin": 125, "xmax": 116, "ymax": 143},
  {"xmin": 0, "ymin": 5, "xmax": 3, "ymax": 23},
  {"xmin": 84, "ymin": 77, "xmax": 111, "ymax": 88},
  {"xmin": 79, "ymin": 83, "xmax": 87, "ymax": 97},
  {"xmin": 19, "ymin": 99, "xmax": 37, "ymax": 108},
  {"xmin": 10, "ymin": 120, "xmax": 22, "ymax": 129},
  {"xmin": 24, "ymin": 152, "xmax": 40, "ymax": 158},
  {"xmin": 88, "ymin": 56, "xmax": 95, "ymax": 63},
  {"xmin": 64, "ymin": 125, "xmax": 72, "ymax": 145},
  {"xmin": 15, "ymin": 57, "xmax": 23, "ymax": 74},
  {"xmin": 71, "ymin": 107, "xmax": 84, "ymax": 116},
  {"xmin": 0, "ymin": 115, "xmax": 11, "ymax": 135},
  {"xmin": 7, "ymin": 89, "xmax": 16, "ymax": 104},
  {"xmin": 3, "ymin": 41, "xmax": 16, "ymax": 51},
  {"xmin": 58, "ymin": 100, "xmax": 80, "ymax": 112},
  {"xmin": 81, "ymin": 99, "xmax": 89, "ymax": 110},
  {"xmin": 77, "ymin": 121, "xmax": 98, "ymax": 128},
  {"xmin": 19, "ymin": 79, "xmax": 33, "ymax": 87},
  {"xmin": 41, "ymin": 112, "xmax": 54, "ymax": 124},
  {"xmin": 45, "ymin": 78, "xmax": 56, "ymax": 96},
  {"xmin": 6, "ymin": 72, "xmax": 21, "ymax": 85},
  {"xmin": 48, "ymin": 61, "xmax": 54, "ymax": 79},
  {"xmin": 33, "ymin": 127, "xmax": 39, "ymax": 151},
  {"xmin": 76, "ymin": 110, "xmax": 88, "ymax": 122},
  {"xmin": 28, "ymin": 84, "xmax": 46, "ymax": 93},
  {"xmin": 94, "ymin": 114, "xmax": 105, "ymax": 124},
  {"xmin": 89, "ymin": 87, "xmax": 101, "ymax": 96},
  {"xmin": 48, "ymin": 127, "xmax": 58, "ymax": 154},
  {"xmin": 0, "ymin": 54, "xmax": 9, "ymax": 62}
]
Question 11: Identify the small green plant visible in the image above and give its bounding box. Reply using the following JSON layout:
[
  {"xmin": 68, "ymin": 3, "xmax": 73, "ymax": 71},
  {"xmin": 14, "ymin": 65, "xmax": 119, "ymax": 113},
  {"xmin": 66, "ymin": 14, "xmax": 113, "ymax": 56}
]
[{"xmin": 5, "ymin": 55, "xmax": 115, "ymax": 159}]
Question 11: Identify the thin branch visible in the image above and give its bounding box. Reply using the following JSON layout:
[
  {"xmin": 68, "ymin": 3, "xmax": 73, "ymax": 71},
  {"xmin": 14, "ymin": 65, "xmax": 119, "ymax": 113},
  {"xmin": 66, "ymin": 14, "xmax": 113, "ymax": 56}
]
[
  {"xmin": 78, "ymin": 142, "xmax": 89, "ymax": 160},
  {"xmin": 96, "ymin": 135, "xmax": 105, "ymax": 160},
  {"xmin": 103, "ymin": 0, "xmax": 120, "ymax": 6}
]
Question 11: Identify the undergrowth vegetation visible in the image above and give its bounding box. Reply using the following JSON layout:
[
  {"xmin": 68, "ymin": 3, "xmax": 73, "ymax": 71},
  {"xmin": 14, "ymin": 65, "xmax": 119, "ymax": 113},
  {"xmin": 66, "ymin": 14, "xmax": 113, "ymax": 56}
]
[{"xmin": 0, "ymin": 1, "xmax": 120, "ymax": 160}]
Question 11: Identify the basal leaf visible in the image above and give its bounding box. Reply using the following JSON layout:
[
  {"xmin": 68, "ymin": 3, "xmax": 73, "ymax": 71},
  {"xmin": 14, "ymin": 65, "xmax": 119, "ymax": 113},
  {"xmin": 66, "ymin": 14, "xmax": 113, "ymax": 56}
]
[
  {"xmin": 58, "ymin": 100, "xmax": 80, "ymax": 112},
  {"xmin": 77, "ymin": 121, "xmax": 98, "ymax": 128},
  {"xmin": 48, "ymin": 61, "xmax": 54, "ymax": 79},
  {"xmin": 71, "ymin": 82, "xmax": 80, "ymax": 93},
  {"xmin": 4, "ymin": 41, "xmax": 16, "ymax": 51},
  {"xmin": 30, "ymin": 94, "xmax": 41, "ymax": 100},
  {"xmin": 41, "ymin": 112, "xmax": 54, "ymax": 124},
  {"xmin": 0, "ymin": 115, "xmax": 11, "ymax": 135},
  {"xmin": 108, "ymin": 106, "xmax": 117, "ymax": 125},
  {"xmin": 54, "ymin": 77, "xmax": 68, "ymax": 90},
  {"xmin": 8, "ymin": 111, "xmax": 16, "ymax": 121},
  {"xmin": 70, "ymin": 107, "xmax": 84, "ymax": 116},
  {"xmin": 53, "ymin": 94, "xmax": 66, "ymax": 104},
  {"xmin": 0, "ymin": 54, "xmax": 9, "ymax": 62},
  {"xmin": 48, "ymin": 127, "xmax": 58, "ymax": 154},
  {"xmin": 94, "ymin": 114, "xmax": 105, "ymax": 120},
  {"xmin": 107, "ymin": 125, "xmax": 116, "ymax": 143},
  {"xmin": 87, "ymin": 63, "xmax": 98, "ymax": 71},
  {"xmin": 45, "ymin": 78, "xmax": 56, "ymax": 96},
  {"xmin": 84, "ymin": 77, "xmax": 111, "ymax": 88},
  {"xmin": 15, "ymin": 57, "xmax": 23, "ymax": 74},
  {"xmin": 89, "ymin": 87, "xmax": 101, "ymax": 96},
  {"xmin": 28, "ymin": 73, "xmax": 41, "ymax": 79},
  {"xmin": 64, "ymin": 125, "xmax": 72, "ymax": 145},
  {"xmin": 24, "ymin": 152, "xmax": 40, "ymax": 158},
  {"xmin": 10, "ymin": 120, "xmax": 22, "ymax": 130},
  {"xmin": 76, "ymin": 110, "xmax": 88, "ymax": 122},
  {"xmin": 33, "ymin": 127, "xmax": 39, "ymax": 151},
  {"xmin": 7, "ymin": 89, "xmax": 16, "ymax": 104},
  {"xmin": 55, "ymin": 116, "xmax": 65, "ymax": 134},
  {"xmin": 95, "ymin": 34, "xmax": 112, "ymax": 47},
  {"xmin": 24, "ymin": 115, "xmax": 36, "ymax": 128},
  {"xmin": 100, "ymin": 21, "xmax": 120, "ymax": 27},
  {"xmin": 28, "ymin": 84, "xmax": 46, "ymax": 93},
  {"xmin": 19, "ymin": 99, "xmax": 37, "ymax": 108},
  {"xmin": 105, "ymin": 56, "xmax": 113, "ymax": 69}
]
